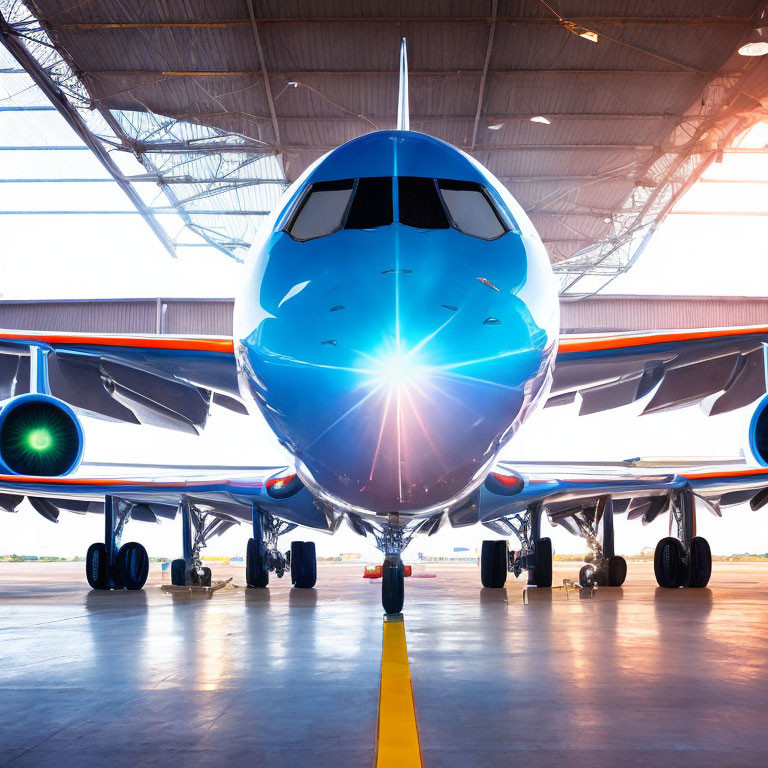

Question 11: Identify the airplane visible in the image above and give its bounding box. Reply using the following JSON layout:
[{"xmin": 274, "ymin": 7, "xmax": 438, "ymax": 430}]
[{"xmin": 2, "ymin": 40, "xmax": 768, "ymax": 613}]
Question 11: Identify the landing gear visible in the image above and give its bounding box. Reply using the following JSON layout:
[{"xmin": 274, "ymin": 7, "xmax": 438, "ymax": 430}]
[
  {"xmin": 578, "ymin": 556, "xmax": 626, "ymax": 588},
  {"xmin": 482, "ymin": 503, "xmax": 553, "ymax": 588},
  {"xmin": 654, "ymin": 537, "xmax": 688, "ymax": 588},
  {"xmin": 561, "ymin": 496, "xmax": 626, "ymax": 588},
  {"xmin": 382, "ymin": 556, "xmax": 405, "ymax": 614},
  {"xmin": 654, "ymin": 488, "xmax": 711, "ymax": 589},
  {"xmin": 689, "ymin": 536, "xmax": 712, "ymax": 588},
  {"xmin": 367, "ymin": 514, "xmax": 415, "ymax": 613},
  {"xmin": 480, "ymin": 540, "xmax": 508, "ymax": 588},
  {"xmin": 170, "ymin": 498, "xmax": 227, "ymax": 587},
  {"xmin": 245, "ymin": 504, "xmax": 312, "ymax": 589},
  {"xmin": 86, "ymin": 543, "xmax": 109, "ymax": 590},
  {"xmin": 85, "ymin": 496, "xmax": 149, "ymax": 591},
  {"xmin": 116, "ymin": 541, "xmax": 150, "ymax": 590},
  {"xmin": 246, "ymin": 537, "xmax": 270, "ymax": 588},
  {"xmin": 291, "ymin": 541, "xmax": 317, "ymax": 589}
]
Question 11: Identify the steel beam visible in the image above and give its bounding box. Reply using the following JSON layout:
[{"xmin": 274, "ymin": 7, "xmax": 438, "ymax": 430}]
[
  {"xmin": 0, "ymin": 14, "xmax": 177, "ymax": 257},
  {"xmin": 0, "ymin": 209, "xmax": 270, "ymax": 215},
  {"xmin": 469, "ymin": 0, "xmax": 497, "ymax": 150},
  {"xmin": 246, "ymin": 1, "xmax": 282, "ymax": 160},
  {"xmin": 49, "ymin": 16, "xmax": 754, "ymax": 29},
  {"xmin": 83, "ymin": 67, "xmax": 709, "ymax": 77}
]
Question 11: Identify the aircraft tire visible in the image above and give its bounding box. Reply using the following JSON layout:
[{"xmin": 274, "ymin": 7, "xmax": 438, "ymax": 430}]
[
  {"xmin": 190, "ymin": 566, "xmax": 212, "ymax": 587},
  {"xmin": 382, "ymin": 557, "xmax": 405, "ymax": 614},
  {"xmin": 480, "ymin": 540, "xmax": 508, "ymax": 588},
  {"xmin": 246, "ymin": 537, "xmax": 269, "ymax": 588},
  {"xmin": 689, "ymin": 536, "xmax": 712, "ymax": 588},
  {"xmin": 291, "ymin": 541, "xmax": 317, "ymax": 588},
  {"xmin": 608, "ymin": 555, "xmax": 627, "ymax": 587},
  {"xmin": 654, "ymin": 537, "xmax": 688, "ymax": 588},
  {"xmin": 579, "ymin": 564, "xmax": 595, "ymax": 587},
  {"xmin": 171, "ymin": 558, "xmax": 187, "ymax": 586},
  {"xmin": 116, "ymin": 542, "xmax": 149, "ymax": 590},
  {"xmin": 86, "ymin": 543, "xmax": 110, "ymax": 590},
  {"xmin": 530, "ymin": 537, "xmax": 553, "ymax": 588}
]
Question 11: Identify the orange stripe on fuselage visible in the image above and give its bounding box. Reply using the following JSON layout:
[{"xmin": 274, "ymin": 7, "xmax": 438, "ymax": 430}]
[
  {"xmin": 0, "ymin": 329, "xmax": 234, "ymax": 354},
  {"xmin": 559, "ymin": 324, "xmax": 768, "ymax": 354}
]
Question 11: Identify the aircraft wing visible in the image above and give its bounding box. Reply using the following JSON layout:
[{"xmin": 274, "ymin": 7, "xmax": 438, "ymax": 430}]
[
  {"xmin": 0, "ymin": 461, "xmax": 338, "ymax": 532},
  {"xmin": 550, "ymin": 325, "xmax": 768, "ymax": 416},
  {"xmin": 0, "ymin": 329, "xmax": 245, "ymax": 433},
  {"xmin": 478, "ymin": 460, "xmax": 768, "ymax": 536}
]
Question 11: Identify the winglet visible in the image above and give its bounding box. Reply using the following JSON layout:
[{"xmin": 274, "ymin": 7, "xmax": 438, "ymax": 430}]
[{"xmin": 397, "ymin": 37, "xmax": 409, "ymax": 131}]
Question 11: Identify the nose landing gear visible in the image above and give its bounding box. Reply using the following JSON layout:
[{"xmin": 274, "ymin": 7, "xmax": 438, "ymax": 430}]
[
  {"xmin": 369, "ymin": 514, "xmax": 414, "ymax": 614},
  {"xmin": 382, "ymin": 556, "xmax": 405, "ymax": 614}
]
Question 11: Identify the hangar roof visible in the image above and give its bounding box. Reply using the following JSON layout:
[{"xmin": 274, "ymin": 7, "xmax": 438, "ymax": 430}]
[{"xmin": 3, "ymin": 1, "xmax": 768, "ymax": 291}]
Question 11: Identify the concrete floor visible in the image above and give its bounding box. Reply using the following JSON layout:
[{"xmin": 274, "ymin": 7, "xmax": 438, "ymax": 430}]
[{"xmin": 1, "ymin": 561, "xmax": 767, "ymax": 767}]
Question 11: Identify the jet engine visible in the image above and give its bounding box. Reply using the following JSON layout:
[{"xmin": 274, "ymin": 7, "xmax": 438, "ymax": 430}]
[
  {"xmin": 748, "ymin": 395, "xmax": 768, "ymax": 467},
  {"xmin": 0, "ymin": 394, "xmax": 84, "ymax": 476}
]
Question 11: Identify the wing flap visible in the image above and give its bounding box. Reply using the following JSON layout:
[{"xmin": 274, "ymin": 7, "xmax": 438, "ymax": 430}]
[
  {"xmin": 49, "ymin": 352, "xmax": 140, "ymax": 423},
  {"xmin": 0, "ymin": 330, "xmax": 245, "ymax": 433},
  {"xmin": 552, "ymin": 328, "xmax": 768, "ymax": 417},
  {"xmin": 641, "ymin": 354, "xmax": 740, "ymax": 415}
]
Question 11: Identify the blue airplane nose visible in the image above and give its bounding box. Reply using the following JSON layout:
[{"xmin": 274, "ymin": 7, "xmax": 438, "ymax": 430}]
[{"xmin": 238, "ymin": 222, "xmax": 556, "ymax": 514}]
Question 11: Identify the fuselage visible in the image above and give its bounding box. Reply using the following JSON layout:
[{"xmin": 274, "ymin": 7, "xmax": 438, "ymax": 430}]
[{"xmin": 235, "ymin": 130, "xmax": 559, "ymax": 518}]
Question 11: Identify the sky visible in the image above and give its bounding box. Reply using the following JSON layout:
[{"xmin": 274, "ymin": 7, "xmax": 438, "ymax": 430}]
[{"xmin": 1, "ymin": 68, "xmax": 768, "ymax": 559}]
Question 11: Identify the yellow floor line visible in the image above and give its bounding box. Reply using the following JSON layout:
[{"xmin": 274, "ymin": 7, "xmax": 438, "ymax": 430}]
[{"xmin": 375, "ymin": 614, "xmax": 423, "ymax": 768}]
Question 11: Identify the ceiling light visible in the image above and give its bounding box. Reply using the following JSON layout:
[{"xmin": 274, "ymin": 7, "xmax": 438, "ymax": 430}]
[
  {"xmin": 487, "ymin": 123, "xmax": 504, "ymax": 130},
  {"xmin": 561, "ymin": 19, "xmax": 598, "ymax": 43},
  {"xmin": 738, "ymin": 27, "xmax": 768, "ymax": 56},
  {"xmin": 530, "ymin": 116, "xmax": 551, "ymax": 125}
]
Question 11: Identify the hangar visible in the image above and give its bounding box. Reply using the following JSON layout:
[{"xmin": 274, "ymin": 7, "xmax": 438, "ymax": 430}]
[{"xmin": 2, "ymin": 2, "xmax": 768, "ymax": 766}]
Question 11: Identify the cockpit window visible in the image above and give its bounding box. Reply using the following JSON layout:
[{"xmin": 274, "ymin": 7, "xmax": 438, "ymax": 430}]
[
  {"xmin": 345, "ymin": 177, "xmax": 393, "ymax": 230},
  {"xmin": 288, "ymin": 179, "xmax": 354, "ymax": 240},
  {"xmin": 437, "ymin": 180, "xmax": 507, "ymax": 240},
  {"xmin": 398, "ymin": 177, "xmax": 450, "ymax": 230},
  {"xmin": 286, "ymin": 175, "xmax": 510, "ymax": 242}
]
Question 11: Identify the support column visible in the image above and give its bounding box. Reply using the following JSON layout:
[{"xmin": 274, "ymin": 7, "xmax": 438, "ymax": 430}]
[
  {"xmin": 598, "ymin": 495, "xmax": 615, "ymax": 559},
  {"xmin": 28, "ymin": 345, "xmax": 50, "ymax": 395},
  {"xmin": 678, "ymin": 486, "xmax": 695, "ymax": 550},
  {"xmin": 251, "ymin": 502, "xmax": 264, "ymax": 543},
  {"xmin": 104, "ymin": 495, "xmax": 120, "ymax": 589},
  {"xmin": 529, "ymin": 502, "xmax": 542, "ymax": 543},
  {"xmin": 181, "ymin": 497, "xmax": 194, "ymax": 574}
]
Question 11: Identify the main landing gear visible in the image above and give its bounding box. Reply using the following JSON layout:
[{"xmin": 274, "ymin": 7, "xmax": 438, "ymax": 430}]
[
  {"xmin": 245, "ymin": 504, "xmax": 317, "ymax": 590},
  {"xmin": 571, "ymin": 496, "xmax": 627, "ymax": 588},
  {"xmin": 169, "ymin": 498, "xmax": 220, "ymax": 587},
  {"xmin": 481, "ymin": 503, "xmax": 553, "ymax": 589},
  {"xmin": 654, "ymin": 487, "xmax": 712, "ymax": 589},
  {"xmin": 86, "ymin": 496, "xmax": 149, "ymax": 591}
]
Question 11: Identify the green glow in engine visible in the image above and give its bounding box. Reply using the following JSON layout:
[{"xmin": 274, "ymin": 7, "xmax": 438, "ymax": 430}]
[{"xmin": 26, "ymin": 428, "xmax": 53, "ymax": 452}]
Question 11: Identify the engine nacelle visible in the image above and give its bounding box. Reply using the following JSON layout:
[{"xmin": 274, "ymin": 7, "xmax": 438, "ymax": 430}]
[
  {"xmin": 748, "ymin": 395, "xmax": 768, "ymax": 467},
  {"xmin": 0, "ymin": 394, "xmax": 83, "ymax": 476}
]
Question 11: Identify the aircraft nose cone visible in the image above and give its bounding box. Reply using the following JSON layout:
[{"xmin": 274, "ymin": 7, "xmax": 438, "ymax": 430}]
[{"xmin": 239, "ymin": 225, "xmax": 556, "ymax": 513}]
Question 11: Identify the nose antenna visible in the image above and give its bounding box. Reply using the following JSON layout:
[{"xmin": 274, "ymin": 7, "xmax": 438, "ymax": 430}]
[{"xmin": 397, "ymin": 37, "xmax": 410, "ymax": 131}]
